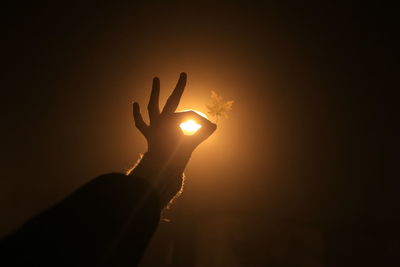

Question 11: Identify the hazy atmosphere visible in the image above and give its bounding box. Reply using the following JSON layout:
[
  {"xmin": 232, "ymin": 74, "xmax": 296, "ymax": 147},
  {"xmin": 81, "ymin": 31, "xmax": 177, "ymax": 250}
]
[{"xmin": 1, "ymin": 2, "xmax": 398, "ymax": 266}]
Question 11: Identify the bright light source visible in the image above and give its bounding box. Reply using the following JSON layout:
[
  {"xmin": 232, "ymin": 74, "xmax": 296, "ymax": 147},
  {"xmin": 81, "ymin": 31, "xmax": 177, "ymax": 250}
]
[
  {"xmin": 179, "ymin": 110, "xmax": 208, "ymax": 135},
  {"xmin": 180, "ymin": 120, "xmax": 202, "ymax": 135}
]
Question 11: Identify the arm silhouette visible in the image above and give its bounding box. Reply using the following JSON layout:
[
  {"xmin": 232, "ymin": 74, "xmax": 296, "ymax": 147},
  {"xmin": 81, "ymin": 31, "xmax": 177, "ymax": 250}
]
[{"xmin": 0, "ymin": 72, "xmax": 216, "ymax": 267}]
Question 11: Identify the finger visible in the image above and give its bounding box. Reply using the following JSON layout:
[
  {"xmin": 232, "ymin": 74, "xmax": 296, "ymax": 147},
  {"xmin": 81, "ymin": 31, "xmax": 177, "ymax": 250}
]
[
  {"xmin": 133, "ymin": 102, "xmax": 148, "ymax": 136},
  {"xmin": 162, "ymin": 72, "xmax": 187, "ymax": 114},
  {"xmin": 194, "ymin": 120, "xmax": 217, "ymax": 142},
  {"xmin": 190, "ymin": 113, "xmax": 217, "ymax": 141},
  {"xmin": 148, "ymin": 77, "xmax": 160, "ymax": 124}
]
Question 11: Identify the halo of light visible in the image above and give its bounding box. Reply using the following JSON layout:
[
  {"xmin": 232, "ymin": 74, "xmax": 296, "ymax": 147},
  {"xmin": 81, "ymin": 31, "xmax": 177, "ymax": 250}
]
[
  {"xmin": 180, "ymin": 109, "xmax": 208, "ymax": 119},
  {"xmin": 179, "ymin": 109, "xmax": 208, "ymax": 135},
  {"xmin": 180, "ymin": 119, "xmax": 202, "ymax": 135}
]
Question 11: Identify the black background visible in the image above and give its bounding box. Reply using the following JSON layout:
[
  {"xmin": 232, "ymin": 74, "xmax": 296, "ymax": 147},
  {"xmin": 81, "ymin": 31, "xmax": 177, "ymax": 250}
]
[{"xmin": 1, "ymin": 2, "xmax": 399, "ymax": 266}]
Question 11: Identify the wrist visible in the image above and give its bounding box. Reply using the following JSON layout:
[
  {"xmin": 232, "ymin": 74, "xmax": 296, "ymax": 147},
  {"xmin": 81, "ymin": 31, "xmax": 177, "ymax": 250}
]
[
  {"xmin": 145, "ymin": 149, "xmax": 191, "ymax": 172},
  {"xmin": 128, "ymin": 151, "xmax": 191, "ymax": 208}
]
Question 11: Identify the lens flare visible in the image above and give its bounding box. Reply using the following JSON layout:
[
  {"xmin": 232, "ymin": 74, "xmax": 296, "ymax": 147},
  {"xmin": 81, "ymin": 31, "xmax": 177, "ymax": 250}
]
[
  {"xmin": 179, "ymin": 110, "xmax": 208, "ymax": 136},
  {"xmin": 180, "ymin": 120, "xmax": 202, "ymax": 135}
]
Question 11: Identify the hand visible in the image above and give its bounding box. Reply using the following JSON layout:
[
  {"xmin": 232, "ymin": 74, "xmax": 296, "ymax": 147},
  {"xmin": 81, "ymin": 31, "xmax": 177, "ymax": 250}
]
[
  {"xmin": 133, "ymin": 72, "xmax": 217, "ymax": 163},
  {"xmin": 131, "ymin": 72, "xmax": 217, "ymax": 206}
]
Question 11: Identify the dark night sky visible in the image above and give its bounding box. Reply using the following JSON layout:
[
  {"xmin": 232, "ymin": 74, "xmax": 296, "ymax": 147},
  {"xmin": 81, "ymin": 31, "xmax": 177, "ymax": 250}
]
[{"xmin": 1, "ymin": 2, "xmax": 399, "ymax": 266}]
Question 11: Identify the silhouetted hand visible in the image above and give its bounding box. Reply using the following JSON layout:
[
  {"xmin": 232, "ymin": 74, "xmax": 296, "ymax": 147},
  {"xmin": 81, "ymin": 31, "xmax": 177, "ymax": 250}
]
[
  {"xmin": 133, "ymin": 72, "xmax": 216, "ymax": 161},
  {"xmin": 130, "ymin": 72, "xmax": 216, "ymax": 206}
]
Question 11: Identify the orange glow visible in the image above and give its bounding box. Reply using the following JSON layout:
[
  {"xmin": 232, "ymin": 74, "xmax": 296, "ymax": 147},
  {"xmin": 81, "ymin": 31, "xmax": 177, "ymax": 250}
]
[
  {"xmin": 179, "ymin": 110, "xmax": 208, "ymax": 135},
  {"xmin": 180, "ymin": 120, "xmax": 202, "ymax": 135},
  {"xmin": 181, "ymin": 110, "xmax": 208, "ymax": 119}
]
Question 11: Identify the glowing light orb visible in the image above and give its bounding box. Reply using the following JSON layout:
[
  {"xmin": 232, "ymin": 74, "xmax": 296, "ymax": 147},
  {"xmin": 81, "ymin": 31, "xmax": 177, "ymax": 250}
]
[
  {"xmin": 180, "ymin": 120, "xmax": 202, "ymax": 135},
  {"xmin": 179, "ymin": 110, "xmax": 208, "ymax": 136}
]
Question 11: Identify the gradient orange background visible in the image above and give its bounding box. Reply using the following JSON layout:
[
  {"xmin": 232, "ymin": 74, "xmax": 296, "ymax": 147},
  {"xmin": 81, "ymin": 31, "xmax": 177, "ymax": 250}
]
[{"xmin": 1, "ymin": 2, "xmax": 398, "ymax": 266}]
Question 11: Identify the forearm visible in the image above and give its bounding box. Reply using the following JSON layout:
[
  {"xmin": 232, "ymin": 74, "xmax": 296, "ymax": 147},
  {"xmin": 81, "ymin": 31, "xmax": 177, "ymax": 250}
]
[
  {"xmin": 1, "ymin": 173, "xmax": 161, "ymax": 266},
  {"xmin": 127, "ymin": 151, "xmax": 191, "ymax": 208}
]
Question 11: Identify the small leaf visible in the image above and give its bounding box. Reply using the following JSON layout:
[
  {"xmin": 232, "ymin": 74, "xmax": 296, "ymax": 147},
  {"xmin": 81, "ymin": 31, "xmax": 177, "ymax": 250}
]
[{"xmin": 206, "ymin": 91, "xmax": 234, "ymax": 123}]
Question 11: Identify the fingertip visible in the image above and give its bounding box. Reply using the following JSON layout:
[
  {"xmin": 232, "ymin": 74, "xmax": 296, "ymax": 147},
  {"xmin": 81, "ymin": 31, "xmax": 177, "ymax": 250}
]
[
  {"xmin": 180, "ymin": 72, "xmax": 187, "ymax": 79},
  {"xmin": 206, "ymin": 121, "xmax": 217, "ymax": 135},
  {"xmin": 133, "ymin": 102, "xmax": 140, "ymax": 111},
  {"xmin": 152, "ymin": 77, "xmax": 160, "ymax": 91}
]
